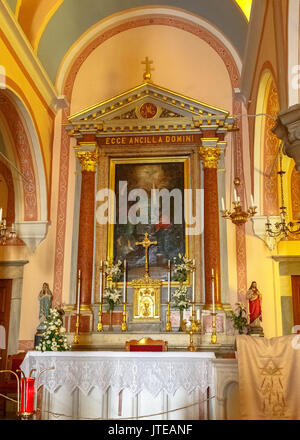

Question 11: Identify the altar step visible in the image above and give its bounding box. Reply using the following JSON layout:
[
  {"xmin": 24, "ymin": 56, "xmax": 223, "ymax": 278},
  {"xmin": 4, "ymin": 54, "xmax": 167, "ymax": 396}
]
[{"xmin": 67, "ymin": 331, "xmax": 236, "ymax": 354}]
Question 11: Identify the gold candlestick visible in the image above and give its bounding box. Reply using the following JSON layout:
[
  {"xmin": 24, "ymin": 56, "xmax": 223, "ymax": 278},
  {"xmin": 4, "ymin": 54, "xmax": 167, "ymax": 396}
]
[
  {"xmin": 121, "ymin": 302, "xmax": 128, "ymax": 332},
  {"xmin": 166, "ymin": 302, "xmax": 172, "ymax": 332},
  {"xmin": 210, "ymin": 312, "xmax": 217, "ymax": 344},
  {"xmin": 73, "ymin": 313, "xmax": 80, "ymax": 344},
  {"xmin": 185, "ymin": 315, "xmax": 200, "ymax": 351},
  {"xmin": 190, "ymin": 302, "xmax": 199, "ymax": 332},
  {"xmin": 97, "ymin": 303, "xmax": 103, "ymax": 332},
  {"xmin": 187, "ymin": 329, "xmax": 196, "ymax": 352}
]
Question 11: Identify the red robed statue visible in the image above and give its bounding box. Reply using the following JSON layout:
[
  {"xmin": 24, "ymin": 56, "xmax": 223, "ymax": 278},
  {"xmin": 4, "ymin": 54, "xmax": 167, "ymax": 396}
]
[{"xmin": 246, "ymin": 281, "xmax": 262, "ymax": 329}]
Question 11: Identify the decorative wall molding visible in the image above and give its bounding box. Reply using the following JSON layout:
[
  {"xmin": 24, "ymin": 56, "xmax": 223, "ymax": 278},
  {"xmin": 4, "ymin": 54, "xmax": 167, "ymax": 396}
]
[
  {"xmin": 240, "ymin": 0, "xmax": 268, "ymax": 104},
  {"xmin": 16, "ymin": 221, "xmax": 49, "ymax": 252},
  {"xmin": 251, "ymin": 215, "xmax": 281, "ymax": 250}
]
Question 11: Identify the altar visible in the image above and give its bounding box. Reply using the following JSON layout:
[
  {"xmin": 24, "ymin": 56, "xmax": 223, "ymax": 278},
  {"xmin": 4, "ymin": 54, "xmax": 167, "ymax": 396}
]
[{"xmin": 21, "ymin": 351, "xmax": 218, "ymax": 420}]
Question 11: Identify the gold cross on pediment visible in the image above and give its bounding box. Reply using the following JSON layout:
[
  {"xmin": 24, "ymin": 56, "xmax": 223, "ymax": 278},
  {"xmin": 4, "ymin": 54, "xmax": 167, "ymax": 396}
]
[
  {"xmin": 136, "ymin": 232, "xmax": 157, "ymax": 275},
  {"xmin": 141, "ymin": 56, "xmax": 154, "ymax": 82}
]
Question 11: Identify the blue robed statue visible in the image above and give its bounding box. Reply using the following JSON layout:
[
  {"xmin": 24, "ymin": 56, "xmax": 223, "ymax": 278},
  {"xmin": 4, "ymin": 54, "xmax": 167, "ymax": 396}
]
[{"xmin": 36, "ymin": 282, "xmax": 53, "ymax": 336}]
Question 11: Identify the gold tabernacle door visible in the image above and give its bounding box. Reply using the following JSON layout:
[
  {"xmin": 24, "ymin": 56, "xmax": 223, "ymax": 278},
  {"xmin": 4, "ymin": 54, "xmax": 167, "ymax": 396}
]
[{"xmin": 132, "ymin": 274, "xmax": 162, "ymax": 321}]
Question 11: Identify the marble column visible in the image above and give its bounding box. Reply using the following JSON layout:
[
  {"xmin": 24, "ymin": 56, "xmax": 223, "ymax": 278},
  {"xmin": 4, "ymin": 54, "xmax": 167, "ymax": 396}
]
[
  {"xmin": 199, "ymin": 139, "xmax": 223, "ymax": 310},
  {"xmin": 76, "ymin": 149, "xmax": 98, "ymax": 310}
]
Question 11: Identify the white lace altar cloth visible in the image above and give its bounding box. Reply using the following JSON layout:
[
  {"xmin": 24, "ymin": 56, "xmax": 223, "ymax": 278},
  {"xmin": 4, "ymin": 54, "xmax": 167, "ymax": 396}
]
[{"xmin": 21, "ymin": 351, "xmax": 215, "ymax": 397}]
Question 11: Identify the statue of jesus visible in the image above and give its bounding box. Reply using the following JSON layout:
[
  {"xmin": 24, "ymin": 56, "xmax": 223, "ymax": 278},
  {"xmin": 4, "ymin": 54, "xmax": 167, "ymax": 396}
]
[{"xmin": 246, "ymin": 281, "xmax": 263, "ymax": 333}]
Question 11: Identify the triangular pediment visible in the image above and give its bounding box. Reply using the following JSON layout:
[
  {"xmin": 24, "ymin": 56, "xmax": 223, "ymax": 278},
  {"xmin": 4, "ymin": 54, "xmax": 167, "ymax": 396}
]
[{"xmin": 67, "ymin": 82, "xmax": 234, "ymax": 136}]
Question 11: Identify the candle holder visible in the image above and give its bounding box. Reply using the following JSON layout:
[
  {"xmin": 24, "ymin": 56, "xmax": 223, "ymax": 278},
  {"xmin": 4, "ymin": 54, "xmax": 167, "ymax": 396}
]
[
  {"xmin": 190, "ymin": 302, "xmax": 201, "ymax": 333},
  {"xmin": 73, "ymin": 313, "xmax": 80, "ymax": 344},
  {"xmin": 165, "ymin": 302, "xmax": 172, "ymax": 332},
  {"xmin": 97, "ymin": 303, "xmax": 103, "ymax": 332},
  {"xmin": 210, "ymin": 312, "xmax": 217, "ymax": 344},
  {"xmin": 185, "ymin": 316, "xmax": 199, "ymax": 351},
  {"xmin": 121, "ymin": 302, "xmax": 128, "ymax": 332}
]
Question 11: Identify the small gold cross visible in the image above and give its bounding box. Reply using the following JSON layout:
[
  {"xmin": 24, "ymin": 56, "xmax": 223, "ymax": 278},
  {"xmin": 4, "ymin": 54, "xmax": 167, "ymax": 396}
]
[
  {"xmin": 141, "ymin": 57, "xmax": 154, "ymax": 82},
  {"xmin": 136, "ymin": 232, "xmax": 157, "ymax": 275}
]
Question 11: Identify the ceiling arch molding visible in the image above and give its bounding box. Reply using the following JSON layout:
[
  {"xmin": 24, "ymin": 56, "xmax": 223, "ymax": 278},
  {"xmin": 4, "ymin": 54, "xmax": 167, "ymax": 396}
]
[
  {"xmin": 36, "ymin": 1, "xmax": 247, "ymax": 84},
  {"xmin": 57, "ymin": 9, "xmax": 242, "ymax": 95}
]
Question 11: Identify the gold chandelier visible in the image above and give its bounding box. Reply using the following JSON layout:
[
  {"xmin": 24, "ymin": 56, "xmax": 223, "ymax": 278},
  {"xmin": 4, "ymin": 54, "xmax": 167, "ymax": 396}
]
[
  {"xmin": 220, "ymin": 177, "xmax": 257, "ymax": 225},
  {"xmin": 265, "ymin": 147, "xmax": 300, "ymax": 239},
  {"xmin": 0, "ymin": 209, "xmax": 17, "ymax": 245}
]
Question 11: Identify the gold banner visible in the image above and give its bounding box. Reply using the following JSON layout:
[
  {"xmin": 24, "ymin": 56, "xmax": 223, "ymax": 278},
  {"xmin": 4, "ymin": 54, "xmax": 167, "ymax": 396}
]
[{"xmin": 100, "ymin": 134, "xmax": 201, "ymax": 146}]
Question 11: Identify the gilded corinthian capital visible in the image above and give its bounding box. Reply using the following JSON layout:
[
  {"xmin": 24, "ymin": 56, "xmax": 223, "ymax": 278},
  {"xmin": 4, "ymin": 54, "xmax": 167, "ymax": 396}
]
[
  {"xmin": 77, "ymin": 150, "xmax": 99, "ymax": 172},
  {"xmin": 199, "ymin": 146, "xmax": 221, "ymax": 169}
]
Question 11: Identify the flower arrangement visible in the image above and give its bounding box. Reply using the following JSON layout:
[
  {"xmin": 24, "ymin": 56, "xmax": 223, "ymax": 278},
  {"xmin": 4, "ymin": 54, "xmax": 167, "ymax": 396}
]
[
  {"xmin": 105, "ymin": 260, "xmax": 122, "ymax": 282},
  {"xmin": 103, "ymin": 286, "xmax": 121, "ymax": 311},
  {"xmin": 35, "ymin": 308, "xmax": 70, "ymax": 352},
  {"xmin": 173, "ymin": 254, "xmax": 193, "ymax": 283},
  {"xmin": 229, "ymin": 302, "xmax": 248, "ymax": 334},
  {"xmin": 171, "ymin": 285, "xmax": 190, "ymax": 311}
]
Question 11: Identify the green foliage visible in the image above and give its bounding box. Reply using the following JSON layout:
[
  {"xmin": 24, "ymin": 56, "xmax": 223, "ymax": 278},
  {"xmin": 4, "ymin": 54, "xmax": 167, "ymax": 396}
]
[{"xmin": 229, "ymin": 302, "xmax": 248, "ymax": 334}]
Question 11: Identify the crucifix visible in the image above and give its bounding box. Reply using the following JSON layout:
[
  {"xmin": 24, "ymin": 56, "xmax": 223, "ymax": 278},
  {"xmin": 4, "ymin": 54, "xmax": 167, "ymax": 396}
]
[
  {"xmin": 136, "ymin": 232, "xmax": 157, "ymax": 276},
  {"xmin": 141, "ymin": 56, "xmax": 154, "ymax": 82}
]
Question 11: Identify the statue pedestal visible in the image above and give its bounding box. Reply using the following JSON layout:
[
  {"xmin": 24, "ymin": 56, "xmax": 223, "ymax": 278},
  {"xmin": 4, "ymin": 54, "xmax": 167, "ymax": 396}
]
[{"xmin": 247, "ymin": 325, "xmax": 264, "ymax": 337}]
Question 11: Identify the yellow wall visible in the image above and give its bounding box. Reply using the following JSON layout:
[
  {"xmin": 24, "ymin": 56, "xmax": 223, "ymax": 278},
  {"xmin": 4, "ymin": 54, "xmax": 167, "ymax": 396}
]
[
  {"xmin": 0, "ymin": 30, "xmax": 56, "ymax": 343},
  {"xmin": 0, "ymin": 36, "xmax": 53, "ymax": 193}
]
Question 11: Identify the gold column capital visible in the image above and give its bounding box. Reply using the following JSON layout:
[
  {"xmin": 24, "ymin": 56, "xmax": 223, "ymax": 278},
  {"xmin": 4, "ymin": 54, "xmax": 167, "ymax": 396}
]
[
  {"xmin": 77, "ymin": 150, "xmax": 99, "ymax": 172},
  {"xmin": 199, "ymin": 146, "xmax": 221, "ymax": 169}
]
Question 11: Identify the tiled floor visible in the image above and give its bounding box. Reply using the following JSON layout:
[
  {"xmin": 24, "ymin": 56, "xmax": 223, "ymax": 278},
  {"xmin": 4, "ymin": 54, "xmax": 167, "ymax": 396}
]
[{"xmin": 0, "ymin": 395, "xmax": 19, "ymax": 420}]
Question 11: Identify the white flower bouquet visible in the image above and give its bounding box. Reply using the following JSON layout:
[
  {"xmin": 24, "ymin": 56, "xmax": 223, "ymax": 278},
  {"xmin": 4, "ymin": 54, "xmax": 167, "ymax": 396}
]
[
  {"xmin": 35, "ymin": 308, "xmax": 70, "ymax": 352},
  {"xmin": 104, "ymin": 286, "xmax": 121, "ymax": 311},
  {"xmin": 173, "ymin": 253, "xmax": 193, "ymax": 283},
  {"xmin": 171, "ymin": 285, "xmax": 190, "ymax": 311},
  {"xmin": 105, "ymin": 260, "xmax": 122, "ymax": 282}
]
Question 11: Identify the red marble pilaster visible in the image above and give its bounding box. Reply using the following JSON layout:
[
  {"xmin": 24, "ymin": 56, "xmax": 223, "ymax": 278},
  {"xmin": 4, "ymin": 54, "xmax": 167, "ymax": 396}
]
[
  {"xmin": 200, "ymin": 139, "xmax": 222, "ymax": 310},
  {"xmin": 76, "ymin": 149, "xmax": 98, "ymax": 309}
]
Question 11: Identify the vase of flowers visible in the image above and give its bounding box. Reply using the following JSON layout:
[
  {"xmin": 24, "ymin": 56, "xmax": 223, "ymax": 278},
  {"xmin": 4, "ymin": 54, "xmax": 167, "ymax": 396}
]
[
  {"xmin": 35, "ymin": 308, "xmax": 70, "ymax": 352},
  {"xmin": 173, "ymin": 254, "xmax": 193, "ymax": 283},
  {"xmin": 103, "ymin": 286, "xmax": 121, "ymax": 331},
  {"xmin": 229, "ymin": 302, "xmax": 248, "ymax": 334},
  {"xmin": 105, "ymin": 259, "xmax": 122, "ymax": 283},
  {"xmin": 171, "ymin": 285, "xmax": 190, "ymax": 331}
]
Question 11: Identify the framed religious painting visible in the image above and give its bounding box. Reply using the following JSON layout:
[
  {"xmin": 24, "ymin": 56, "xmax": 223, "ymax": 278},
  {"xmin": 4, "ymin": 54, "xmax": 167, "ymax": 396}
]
[{"xmin": 107, "ymin": 156, "xmax": 191, "ymax": 283}]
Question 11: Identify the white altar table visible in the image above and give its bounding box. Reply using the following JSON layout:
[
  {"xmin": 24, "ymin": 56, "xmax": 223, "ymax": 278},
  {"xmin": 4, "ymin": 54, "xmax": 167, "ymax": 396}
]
[{"xmin": 21, "ymin": 351, "xmax": 216, "ymax": 420}]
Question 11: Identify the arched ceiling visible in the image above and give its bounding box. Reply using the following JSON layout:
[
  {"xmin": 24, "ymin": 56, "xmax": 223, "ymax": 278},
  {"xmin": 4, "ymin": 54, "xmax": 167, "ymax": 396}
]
[{"xmin": 7, "ymin": 0, "xmax": 252, "ymax": 84}]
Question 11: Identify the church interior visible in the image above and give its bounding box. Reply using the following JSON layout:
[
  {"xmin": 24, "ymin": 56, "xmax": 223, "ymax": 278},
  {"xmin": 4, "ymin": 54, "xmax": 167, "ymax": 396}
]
[{"xmin": 0, "ymin": 0, "xmax": 300, "ymax": 422}]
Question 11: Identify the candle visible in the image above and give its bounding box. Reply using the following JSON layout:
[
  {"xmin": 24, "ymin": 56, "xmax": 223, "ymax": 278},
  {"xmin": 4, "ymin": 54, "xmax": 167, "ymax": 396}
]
[
  {"xmin": 221, "ymin": 197, "xmax": 225, "ymax": 211},
  {"xmin": 99, "ymin": 260, "xmax": 103, "ymax": 303},
  {"xmin": 167, "ymin": 260, "xmax": 171, "ymax": 303},
  {"xmin": 123, "ymin": 260, "xmax": 127, "ymax": 303},
  {"xmin": 192, "ymin": 259, "xmax": 195, "ymax": 302},
  {"xmin": 76, "ymin": 270, "xmax": 81, "ymax": 314},
  {"xmin": 233, "ymin": 189, "xmax": 237, "ymax": 202},
  {"xmin": 212, "ymin": 269, "xmax": 215, "ymax": 314},
  {"xmin": 0, "ymin": 208, "xmax": 2, "ymax": 222},
  {"xmin": 250, "ymin": 194, "xmax": 254, "ymax": 207},
  {"xmin": 196, "ymin": 308, "xmax": 200, "ymax": 321}
]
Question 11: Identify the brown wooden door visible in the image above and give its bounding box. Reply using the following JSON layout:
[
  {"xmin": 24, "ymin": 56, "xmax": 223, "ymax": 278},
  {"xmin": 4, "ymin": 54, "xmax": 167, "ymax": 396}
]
[
  {"xmin": 0, "ymin": 279, "xmax": 12, "ymax": 371},
  {"xmin": 292, "ymin": 276, "xmax": 300, "ymax": 326}
]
